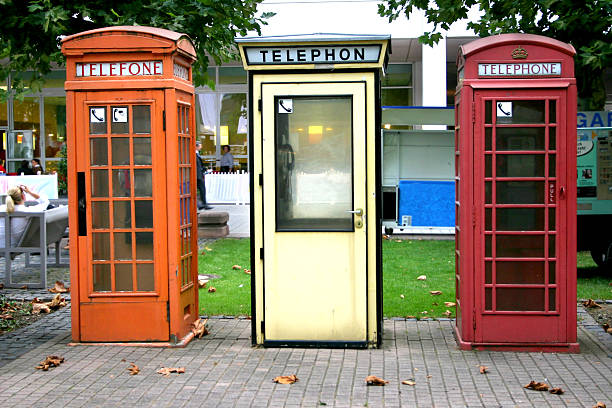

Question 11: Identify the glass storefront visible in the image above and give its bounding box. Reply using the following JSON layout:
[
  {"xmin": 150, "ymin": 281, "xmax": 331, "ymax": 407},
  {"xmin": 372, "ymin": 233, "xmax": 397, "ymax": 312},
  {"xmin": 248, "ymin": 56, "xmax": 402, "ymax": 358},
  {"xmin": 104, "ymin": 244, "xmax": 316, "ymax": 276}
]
[{"xmin": 44, "ymin": 96, "xmax": 67, "ymax": 173}]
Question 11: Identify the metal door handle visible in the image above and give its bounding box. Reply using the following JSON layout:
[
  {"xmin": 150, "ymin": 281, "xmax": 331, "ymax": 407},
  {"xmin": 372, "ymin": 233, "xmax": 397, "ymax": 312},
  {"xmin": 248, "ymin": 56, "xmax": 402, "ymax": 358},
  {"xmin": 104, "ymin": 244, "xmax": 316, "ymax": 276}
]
[{"xmin": 346, "ymin": 208, "xmax": 363, "ymax": 216}]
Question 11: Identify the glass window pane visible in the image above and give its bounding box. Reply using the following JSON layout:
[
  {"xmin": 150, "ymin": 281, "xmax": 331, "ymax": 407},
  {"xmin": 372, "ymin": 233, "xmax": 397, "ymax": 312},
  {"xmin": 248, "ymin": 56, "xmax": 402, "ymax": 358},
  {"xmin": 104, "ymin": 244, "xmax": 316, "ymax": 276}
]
[
  {"xmin": 497, "ymin": 208, "xmax": 544, "ymax": 231},
  {"xmin": 114, "ymin": 264, "xmax": 133, "ymax": 291},
  {"xmin": 382, "ymin": 64, "xmax": 412, "ymax": 87},
  {"xmin": 485, "ymin": 101, "xmax": 492, "ymax": 124},
  {"xmin": 549, "ymin": 127, "xmax": 556, "ymax": 150},
  {"xmin": 0, "ymin": 100, "xmax": 7, "ymax": 127},
  {"xmin": 382, "ymin": 88, "xmax": 413, "ymax": 106},
  {"xmin": 275, "ymin": 97, "xmax": 353, "ymax": 231},
  {"xmin": 496, "ymin": 100, "xmax": 545, "ymax": 124},
  {"xmin": 134, "ymin": 200, "xmax": 153, "ymax": 228},
  {"xmin": 92, "ymin": 232, "xmax": 110, "ymax": 260},
  {"xmin": 220, "ymin": 93, "xmax": 248, "ymax": 157},
  {"xmin": 196, "ymin": 94, "xmax": 217, "ymax": 157},
  {"xmin": 133, "ymin": 105, "xmax": 151, "ymax": 134},
  {"xmin": 110, "ymin": 106, "xmax": 129, "ymax": 134},
  {"xmin": 485, "ymin": 234, "xmax": 491, "ymax": 257},
  {"xmin": 496, "ymin": 154, "xmax": 545, "ymax": 177},
  {"xmin": 135, "ymin": 232, "xmax": 154, "ymax": 260},
  {"xmin": 137, "ymin": 264, "xmax": 155, "ymax": 291},
  {"xmin": 9, "ymin": 130, "xmax": 34, "ymax": 161},
  {"xmin": 496, "ymin": 261, "xmax": 545, "ymax": 284},
  {"xmin": 485, "ymin": 288, "xmax": 492, "ymax": 310},
  {"xmin": 496, "ymin": 128, "xmax": 545, "ymax": 150},
  {"xmin": 114, "ymin": 232, "xmax": 132, "ymax": 260},
  {"xmin": 485, "ymin": 208, "xmax": 491, "ymax": 230},
  {"xmin": 485, "ymin": 127, "xmax": 492, "ymax": 150},
  {"xmin": 134, "ymin": 169, "xmax": 152, "ymax": 197},
  {"xmin": 89, "ymin": 106, "xmax": 107, "ymax": 134},
  {"xmin": 549, "ymin": 154, "xmax": 556, "ymax": 177},
  {"xmin": 113, "ymin": 201, "xmax": 131, "ymax": 228},
  {"xmin": 549, "ymin": 100, "xmax": 556, "ymax": 123},
  {"xmin": 112, "ymin": 169, "xmax": 131, "ymax": 197},
  {"xmin": 90, "ymin": 138, "xmax": 108, "ymax": 166},
  {"xmin": 93, "ymin": 264, "xmax": 111, "ymax": 291},
  {"xmin": 496, "ymin": 288, "xmax": 545, "ymax": 311},
  {"xmin": 219, "ymin": 66, "xmax": 247, "ymax": 84},
  {"xmin": 549, "ymin": 208, "xmax": 556, "ymax": 231},
  {"xmin": 91, "ymin": 201, "xmax": 109, "ymax": 229},
  {"xmin": 112, "ymin": 138, "xmax": 130, "ymax": 165},
  {"xmin": 549, "ymin": 288, "xmax": 556, "ymax": 311},
  {"xmin": 496, "ymin": 234, "xmax": 545, "ymax": 258},
  {"xmin": 44, "ymin": 96, "xmax": 66, "ymax": 158},
  {"xmin": 549, "ymin": 234, "xmax": 556, "ymax": 257},
  {"xmin": 549, "ymin": 261, "xmax": 556, "ymax": 283},
  {"xmin": 485, "ymin": 154, "xmax": 492, "ymax": 177},
  {"xmin": 485, "ymin": 261, "xmax": 492, "ymax": 284},
  {"xmin": 133, "ymin": 137, "xmax": 152, "ymax": 165},
  {"xmin": 485, "ymin": 181, "xmax": 491, "ymax": 204},
  {"xmin": 91, "ymin": 170, "xmax": 109, "ymax": 197},
  {"xmin": 496, "ymin": 181, "xmax": 544, "ymax": 204}
]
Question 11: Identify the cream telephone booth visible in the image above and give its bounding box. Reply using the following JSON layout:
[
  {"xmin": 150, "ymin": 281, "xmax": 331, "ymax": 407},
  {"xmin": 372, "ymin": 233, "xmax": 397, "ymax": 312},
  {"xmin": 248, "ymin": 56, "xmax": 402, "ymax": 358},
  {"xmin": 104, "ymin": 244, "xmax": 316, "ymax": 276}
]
[{"xmin": 237, "ymin": 34, "xmax": 389, "ymax": 347}]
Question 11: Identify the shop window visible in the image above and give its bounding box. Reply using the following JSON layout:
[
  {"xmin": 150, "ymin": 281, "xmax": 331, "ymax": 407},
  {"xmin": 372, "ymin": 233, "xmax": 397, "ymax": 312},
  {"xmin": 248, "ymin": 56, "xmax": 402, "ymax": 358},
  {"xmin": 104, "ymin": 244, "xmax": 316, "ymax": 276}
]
[
  {"xmin": 196, "ymin": 93, "xmax": 217, "ymax": 168},
  {"xmin": 0, "ymin": 100, "xmax": 7, "ymax": 127},
  {"xmin": 220, "ymin": 93, "xmax": 248, "ymax": 171},
  {"xmin": 382, "ymin": 88, "xmax": 413, "ymax": 107},
  {"xmin": 382, "ymin": 64, "xmax": 412, "ymax": 87},
  {"xmin": 219, "ymin": 66, "xmax": 247, "ymax": 85},
  {"xmin": 44, "ymin": 96, "xmax": 66, "ymax": 159},
  {"xmin": 13, "ymin": 97, "xmax": 40, "ymax": 158},
  {"xmin": 381, "ymin": 63, "xmax": 413, "ymax": 112}
]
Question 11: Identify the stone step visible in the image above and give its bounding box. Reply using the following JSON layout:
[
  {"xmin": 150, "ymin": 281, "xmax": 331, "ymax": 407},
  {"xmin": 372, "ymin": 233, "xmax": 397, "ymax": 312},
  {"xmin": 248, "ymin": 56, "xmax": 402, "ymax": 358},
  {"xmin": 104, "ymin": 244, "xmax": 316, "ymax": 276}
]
[{"xmin": 198, "ymin": 211, "xmax": 229, "ymax": 225}]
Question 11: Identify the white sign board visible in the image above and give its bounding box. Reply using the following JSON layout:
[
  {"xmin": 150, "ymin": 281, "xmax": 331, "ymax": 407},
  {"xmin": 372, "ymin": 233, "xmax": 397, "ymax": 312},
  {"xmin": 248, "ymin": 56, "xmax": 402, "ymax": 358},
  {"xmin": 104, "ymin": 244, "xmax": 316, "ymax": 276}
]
[
  {"xmin": 244, "ymin": 45, "xmax": 381, "ymax": 65},
  {"xmin": 478, "ymin": 62, "xmax": 561, "ymax": 77},
  {"xmin": 496, "ymin": 102, "xmax": 513, "ymax": 118},
  {"xmin": 112, "ymin": 107, "xmax": 128, "ymax": 123},
  {"xmin": 76, "ymin": 61, "xmax": 163, "ymax": 77},
  {"xmin": 278, "ymin": 99, "xmax": 293, "ymax": 114},
  {"xmin": 90, "ymin": 108, "xmax": 105, "ymax": 123}
]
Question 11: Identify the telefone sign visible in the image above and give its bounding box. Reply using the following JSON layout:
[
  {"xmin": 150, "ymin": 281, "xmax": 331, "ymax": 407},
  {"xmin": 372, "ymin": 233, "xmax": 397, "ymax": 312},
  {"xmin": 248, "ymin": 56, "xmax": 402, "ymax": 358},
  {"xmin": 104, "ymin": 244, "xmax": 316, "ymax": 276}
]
[
  {"xmin": 76, "ymin": 61, "xmax": 163, "ymax": 77},
  {"xmin": 478, "ymin": 62, "xmax": 561, "ymax": 77},
  {"xmin": 243, "ymin": 45, "xmax": 381, "ymax": 65}
]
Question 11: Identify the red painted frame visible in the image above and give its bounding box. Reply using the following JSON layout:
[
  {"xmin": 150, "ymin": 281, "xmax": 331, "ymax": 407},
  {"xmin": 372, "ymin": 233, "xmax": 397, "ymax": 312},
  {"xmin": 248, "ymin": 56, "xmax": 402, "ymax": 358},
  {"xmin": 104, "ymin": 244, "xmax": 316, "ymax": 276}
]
[{"xmin": 455, "ymin": 34, "xmax": 579, "ymax": 352}]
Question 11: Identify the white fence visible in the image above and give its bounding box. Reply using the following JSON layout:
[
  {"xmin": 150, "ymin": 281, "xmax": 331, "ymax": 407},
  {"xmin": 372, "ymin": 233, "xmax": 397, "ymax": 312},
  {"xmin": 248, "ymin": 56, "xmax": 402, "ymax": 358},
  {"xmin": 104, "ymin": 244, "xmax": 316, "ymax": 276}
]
[{"xmin": 205, "ymin": 171, "xmax": 250, "ymax": 204}]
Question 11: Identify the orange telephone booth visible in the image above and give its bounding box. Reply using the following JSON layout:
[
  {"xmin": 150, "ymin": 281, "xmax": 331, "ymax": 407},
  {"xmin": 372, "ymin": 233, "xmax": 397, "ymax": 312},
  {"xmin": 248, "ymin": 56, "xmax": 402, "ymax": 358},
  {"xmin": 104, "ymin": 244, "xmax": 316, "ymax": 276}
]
[
  {"xmin": 62, "ymin": 27, "xmax": 199, "ymax": 344},
  {"xmin": 455, "ymin": 34, "xmax": 579, "ymax": 352}
]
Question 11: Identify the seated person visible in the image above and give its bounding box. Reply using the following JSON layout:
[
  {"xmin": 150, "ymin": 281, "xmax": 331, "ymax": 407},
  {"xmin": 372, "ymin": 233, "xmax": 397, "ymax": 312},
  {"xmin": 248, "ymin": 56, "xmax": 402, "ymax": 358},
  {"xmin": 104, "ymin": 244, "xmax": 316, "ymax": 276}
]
[
  {"xmin": 31, "ymin": 159, "xmax": 44, "ymax": 175},
  {"xmin": 16, "ymin": 160, "xmax": 33, "ymax": 175},
  {"xmin": 0, "ymin": 185, "xmax": 49, "ymax": 248}
]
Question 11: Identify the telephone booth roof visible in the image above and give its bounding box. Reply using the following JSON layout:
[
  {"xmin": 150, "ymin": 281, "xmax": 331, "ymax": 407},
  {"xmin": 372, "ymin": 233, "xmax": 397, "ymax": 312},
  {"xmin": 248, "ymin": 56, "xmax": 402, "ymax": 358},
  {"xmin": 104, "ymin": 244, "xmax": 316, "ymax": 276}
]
[{"xmin": 61, "ymin": 25, "xmax": 196, "ymax": 60}]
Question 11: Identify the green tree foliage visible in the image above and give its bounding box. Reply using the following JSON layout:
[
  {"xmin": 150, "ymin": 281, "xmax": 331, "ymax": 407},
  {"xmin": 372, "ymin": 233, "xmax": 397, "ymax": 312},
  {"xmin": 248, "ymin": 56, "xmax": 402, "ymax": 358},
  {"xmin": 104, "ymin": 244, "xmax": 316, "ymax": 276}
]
[
  {"xmin": 379, "ymin": 0, "xmax": 612, "ymax": 110},
  {"xmin": 0, "ymin": 0, "xmax": 273, "ymax": 99}
]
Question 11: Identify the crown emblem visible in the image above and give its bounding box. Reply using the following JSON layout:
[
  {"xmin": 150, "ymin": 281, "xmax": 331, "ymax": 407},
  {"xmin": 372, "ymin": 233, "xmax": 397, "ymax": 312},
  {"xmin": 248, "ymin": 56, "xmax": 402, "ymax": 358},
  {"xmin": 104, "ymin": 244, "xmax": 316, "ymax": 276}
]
[{"xmin": 511, "ymin": 46, "xmax": 528, "ymax": 59}]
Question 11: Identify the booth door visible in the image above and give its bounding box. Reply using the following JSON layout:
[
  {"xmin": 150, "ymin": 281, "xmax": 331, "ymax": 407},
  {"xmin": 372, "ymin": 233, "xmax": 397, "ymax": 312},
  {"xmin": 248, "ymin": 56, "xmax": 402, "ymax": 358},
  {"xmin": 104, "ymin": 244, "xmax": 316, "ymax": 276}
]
[
  {"xmin": 77, "ymin": 90, "xmax": 169, "ymax": 341},
  {"xmin": 261, "ymin": 82, "xmax": 368, "ymax": 345},
  {"xmin": 474, "ymin": 89, "xmax": 567, "ymax": 343}
]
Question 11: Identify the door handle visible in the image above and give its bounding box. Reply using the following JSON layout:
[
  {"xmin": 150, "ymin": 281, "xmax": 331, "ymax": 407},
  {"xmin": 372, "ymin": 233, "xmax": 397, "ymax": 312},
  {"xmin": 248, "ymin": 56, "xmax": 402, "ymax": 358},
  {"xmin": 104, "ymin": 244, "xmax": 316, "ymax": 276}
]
[{"xmin": 346, "ymin": 208, "xmax": 363, "ymax": 216}]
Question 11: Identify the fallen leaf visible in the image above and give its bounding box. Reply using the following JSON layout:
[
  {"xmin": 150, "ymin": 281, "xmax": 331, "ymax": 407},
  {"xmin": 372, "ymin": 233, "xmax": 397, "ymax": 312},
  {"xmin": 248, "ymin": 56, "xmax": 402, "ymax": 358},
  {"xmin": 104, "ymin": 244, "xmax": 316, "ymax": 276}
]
[
  {"xmin": 593, "ymin": 402, "xmax": 606, "ymax": 408},
  {"xmin": 479, "ymin": 365, "xmax": 488, "ymax": 374},
  {"xmin": 524, "ymin": 381, "xmax": 549, "ymax": 391},
  {"xmin": 432, "ymin": 302, "xmax": 439, "ymax": 306},
  {"xmin": 191, "ymin": 318, "xmax": 209, "ymax": 338},
  {"xmin": 48, "ymin": 294, "xmax": 66, "ymax": 310},
  {"xmin": 20, "ymin": 285, "xmax": 27, "ymax": 289},
  {"xmin": 401, "ymin": 379, "xmax": 416, "ymax": 386},
  {"xmin": 35, "ymin": 355, "xmax": 64, "ymax": 371},
  {"xmin": 426, "ymin": 375, "xmax": 432, "ymax": 379},
  {"xmin": 32, "ymin": 303, "xmax": 51, "ymax": 314},
  {"xmin": 273, "ymin": 375, "xmax": 298, "ymax": 384},
  {"xmin": 244, "ymin": 269, "xmax": 251, "ymax": 275},
  {"xmin": 444, "ymin": 302, "xmax": 456, "ymax": 307},
  {"xmin": 365, "ymin": 375, "xmax": 388, "ymax": 386},
  {"xmin": 603, "ymin": 323, "xmax": 609, "ymax": 332},
  {"xmin": 204, "ymin": 247, "xmax": 212, "ymax": 252},
  {"xmin": 549, "ymin": 387, "xmax": 564, "ymax": 395},
  {"xmin": 443, "ymin": 310, "xmax": 452, "ymax": 317},
  {"xmin": 416, "ymin": 275, "xmax": 427, "ymax": 280},
  {"xmin": 156, "ymin": 367, "xmax": 185, "ymax": 376},
  {"xmin": 208, "ymin": 286, "xmax": 216, "ymax": 293},
  {"xmin": 232, "ymin": 265, "xmax": 242, "ymax": 270},
  {"xmin": 48, "ymin": 281, "xmax": 70, "ymax": 293},
  {"xmin": 582, "ymin": 299, "xmax": 602, "ymax": 308},
  {"xmin": 198, "ymin": 280, "xmax": 207, "ymax": 289},
  {"xmin": 121, "ymin": 358, "xmax": 126, "ymax": 362},
  {"xmin": 400, "ymin": 294, "xmax": 405, "ymax": 299},
  {"xmin": 127, "ymin": 363, "xmax": 140, "ymax": 375},
  {"xmin": 0, "ymin": 313, "xmax": 13, "ymax": 320},
  {"xmin": 607, "ymin": 328, "xmax": 612, "ymax": 334},
  {"xmin": 421, "ymin": 311, "xmax": 428, "ymax": 314},
  {"xmin": 430, "ymin": 291, "xmax": 442, "ymax": 296},
  {"xmin": 395, "ymin": 239, "xmax": 402, "ymax": 243},
  {"xmin": 405, "ymin": 315, "xmax": 416, "ymax": 318},
  {"xmin": 382, "ymin": 234, "xmax": 390, "ymax": 240}
]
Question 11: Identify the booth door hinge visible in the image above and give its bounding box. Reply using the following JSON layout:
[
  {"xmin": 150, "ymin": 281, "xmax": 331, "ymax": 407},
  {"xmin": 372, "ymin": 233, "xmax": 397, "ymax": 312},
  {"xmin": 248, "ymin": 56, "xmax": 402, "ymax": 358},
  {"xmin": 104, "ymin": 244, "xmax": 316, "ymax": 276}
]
[
  {"xmin": 471, "ymin": 105, "xmax": 475, "ymax": 123},
  {"xmin": 259, "ymin": 173, "xmax": 263, "ymax": 186},
  {"xmin": 258, "ymin": 99, "xmax": 262, "ymax": 112},
  {"xmin": 260, "ymin": 248, "xmax": 264, "ymax": 260},
  {"xmin": 162, "ymin": 111, "xmax": 166, "ymax": 131},
  {"xmin": 166, "ymin": 302, "xmax": 170, "ymax": 322}
]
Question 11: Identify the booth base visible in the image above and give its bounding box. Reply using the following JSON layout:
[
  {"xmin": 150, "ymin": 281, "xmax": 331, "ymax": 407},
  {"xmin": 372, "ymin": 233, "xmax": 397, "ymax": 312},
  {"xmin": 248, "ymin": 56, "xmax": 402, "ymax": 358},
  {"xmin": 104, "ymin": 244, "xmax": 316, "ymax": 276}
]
[
  {"xmin": 453, "ymin": 326, "xmax": 580, "ymax": 353},
  {"xmin": 68, "ymin": 331, "xmax": 195, "ymax": 348}
]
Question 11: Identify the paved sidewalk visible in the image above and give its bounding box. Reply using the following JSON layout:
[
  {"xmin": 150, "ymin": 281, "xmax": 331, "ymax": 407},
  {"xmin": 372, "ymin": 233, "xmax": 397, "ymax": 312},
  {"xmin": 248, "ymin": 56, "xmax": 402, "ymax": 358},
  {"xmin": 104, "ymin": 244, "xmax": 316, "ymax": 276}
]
[{"xmin": 0, "ymin": 308, "xmax": 610, "ymax": 407}]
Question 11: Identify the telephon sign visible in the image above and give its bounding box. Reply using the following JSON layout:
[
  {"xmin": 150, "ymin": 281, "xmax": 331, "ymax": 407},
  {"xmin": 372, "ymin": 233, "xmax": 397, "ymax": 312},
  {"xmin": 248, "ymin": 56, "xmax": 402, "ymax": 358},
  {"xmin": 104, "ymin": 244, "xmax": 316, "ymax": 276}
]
[
  {"xmin": 478, "ymin": 62, "xmax": 561, "ymax": 77},
  {"xmin": 76, "ymin": 61, "xmax": 163, "ymax": 77},
  {"xmin": 243, "ymin": 45, "xmax": 381, "ymax": 65}
]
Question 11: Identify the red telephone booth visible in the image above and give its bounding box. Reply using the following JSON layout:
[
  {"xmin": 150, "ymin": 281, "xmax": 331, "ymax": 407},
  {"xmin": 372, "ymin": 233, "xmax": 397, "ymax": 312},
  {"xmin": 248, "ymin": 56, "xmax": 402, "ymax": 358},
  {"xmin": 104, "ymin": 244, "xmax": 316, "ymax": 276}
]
[
  {"xmin": 455, "ymin": 34, "xmax": 579, "ymax": 352},
  {"xmin": 62, "ymin": 27, "xmax": 199, "ymax": 344}
]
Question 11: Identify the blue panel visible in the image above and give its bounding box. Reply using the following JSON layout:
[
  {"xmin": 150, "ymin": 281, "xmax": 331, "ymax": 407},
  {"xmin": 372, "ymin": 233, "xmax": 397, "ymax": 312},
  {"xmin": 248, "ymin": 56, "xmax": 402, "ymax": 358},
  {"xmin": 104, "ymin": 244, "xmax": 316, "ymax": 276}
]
[{"xmin": 397, "ymin": 180, "xmax": 455, "ymax": 227}]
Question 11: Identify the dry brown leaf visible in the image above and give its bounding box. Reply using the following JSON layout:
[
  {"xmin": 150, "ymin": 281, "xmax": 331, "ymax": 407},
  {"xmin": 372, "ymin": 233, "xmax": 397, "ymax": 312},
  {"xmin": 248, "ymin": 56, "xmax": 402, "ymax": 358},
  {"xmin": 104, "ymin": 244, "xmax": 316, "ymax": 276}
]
[
  {"xmin": 395, "ymin": 239, "xmax": 402, "ymax": 243},
  {"xmin": 204, "ymin": 246, "xmax": 212, "ymax": 252},
  {"xmin": 443, "ymin": 310, "xmax": 452, "ymax": 317},
  {"xmin": 593, "ymin": 402, "xmax": 606, "ymax": 408},
  {"xmin": 549, "ymin": 387, "xmax": 564, "ymax": 395},
  {"xmin": 405, "ymin": 315, "xmax": 416, "ymax": 318},
  {"xmin": 416, "ymin": 275, "xmax": 427, "ymax": 280},
  {"xmin": 48, "ymin": 281, "xmax": 70, "ymax": 293},
  {"xmin": 444, "ymin": 302, "xmax": 456, "ymax": 307},
  {"xmin": 35, "ymin": 355, "xmax": 64, "ymax": 371},
  {"xmin": 0, "ymin": 313, "xmax": 13, "ymax": 320},
  {"xmin": 208, "ymin": 286, "xmax": 216, "ymax": 293},
  {"xmin": 20, "ymin": 285, "xmax": 28, "ymax": 289},
  {"xmin": 48, "ymin": 294, "xmax": 66, "ymax": 310},
  {"xmin": 156, "ymin": 367, "xmax": 185, "ymax": 376},
  {"xmin": 401, "ymin": 379, "xmax": 416, "ymax": 386},
  {"xmin": 198, "ymin": 280, "xmax": 207, "ymax": 289},
  {"xmin": 273, "ymin": 375, "xmax": 298, "ymax": 384},
  {"xmin": 32, "ymin": 303, "xmax": 51, "ymax": 314},
  {"xmin": 430, "ymin": 291, "xmax": 442, "ymax": 295},
  {"xmin": 400, "ymin": 294, "xmax": 405, "ymax": 299},
  {"xmin": 607, "ymin": 327, "xmax": 612, "ymax": 334},
  {"xmin": 582, "ymin": 299, "xmax": 602, "ymax": 308},
  {"xmin": 524, "ymin": 381, "xmax": 549, "ymax": 391},
  {"xmin": 603, "ymin": 323, "xmax": 610, "ymax": 332},
  {"xmin": 382, "ymin": 234, "xmax": 390, "ymax": 240},
  {"xmin": 365, "ymin": 375, "xmax": 388, "ymax": 386},
  {"xmin": 232, "ymin": 265, "xmax": 242, "ymax": 270},
  {"xmin": 244, "ymin": 269, "xmax": 251, "ymax": 275},
  {"xmin": 479, "ymin": 365, "xmax": 488, "ymax": 374},
  {"xmin": 127, "ymin": 363, "xmax": 140, "ymax": 375},
  {"xmin": 0, "ymin": 283, "xmax": 4, "ymax": 289},
  {"xmin": 191, "ymin": 318, "xmax": 209, "ymax": 338}
]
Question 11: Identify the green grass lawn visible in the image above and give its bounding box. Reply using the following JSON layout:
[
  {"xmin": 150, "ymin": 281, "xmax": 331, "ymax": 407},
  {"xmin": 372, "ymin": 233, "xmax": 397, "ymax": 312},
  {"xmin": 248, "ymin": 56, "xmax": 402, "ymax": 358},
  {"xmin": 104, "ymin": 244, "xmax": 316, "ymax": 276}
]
[{"xmin": 198, "ymin": 238, "xmax": 611, "ymax": 317}]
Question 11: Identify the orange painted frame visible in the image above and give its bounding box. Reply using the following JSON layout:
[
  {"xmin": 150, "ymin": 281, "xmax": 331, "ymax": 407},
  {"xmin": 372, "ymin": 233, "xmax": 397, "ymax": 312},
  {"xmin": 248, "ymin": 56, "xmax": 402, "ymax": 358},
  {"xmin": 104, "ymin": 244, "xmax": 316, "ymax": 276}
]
[{"xmin": 63, "ymin": 26, "xmax": 198, "ymax": 344}]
